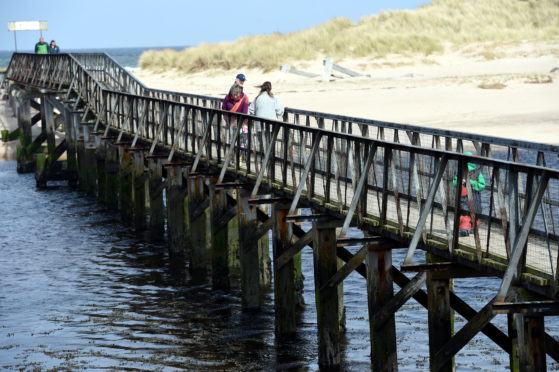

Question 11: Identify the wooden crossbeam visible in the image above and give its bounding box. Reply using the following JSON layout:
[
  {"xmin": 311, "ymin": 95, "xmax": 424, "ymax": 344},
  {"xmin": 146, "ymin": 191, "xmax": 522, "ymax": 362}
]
[
  {"xmin": 404, "ymin": 155, "xmax": 448, "ymax": 265},
  {"xmin": 275, "ymin": 230, "xmax": 313, "ymax": 270},
  {"xmin": 336, "ymin": 236, "xmax": 388, "ymax": 246},
  {"xmin": 493, "ymin": 300, "xmax": 559, "ymax": 315},
  {"xmin": 400, "ymin": 262, "xmax": 454, "ymax": 272},
  {"xmin": 320, "ymin": 246, "xmax": 367, "ymax": 296},
  {"xmin": 372, "ymin": 272, "xmax": 426, "ymax": 331},
  {"xmin": 285, "ymin": 214, "xmax": 333, "ymax": 223},
  {"xmin": 214, "ymin": 205, "xmax": 238, "ymax": 232},
  {"xmin": 248, "ymin": 196, "xmax": 291, "ymax": 205},
  {"xmin": 432, "ymin": 299, "xmax": 496, "ymax": 371},
  {"xmin": 254, "ymin": 217, "xmax": 274, "ymax": 241}
]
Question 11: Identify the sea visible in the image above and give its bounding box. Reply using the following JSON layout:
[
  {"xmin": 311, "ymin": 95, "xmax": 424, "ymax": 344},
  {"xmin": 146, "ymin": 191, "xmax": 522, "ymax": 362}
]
[{"xmin": 0, "ymin": 46, "xmax": 186, "ymax": 70}]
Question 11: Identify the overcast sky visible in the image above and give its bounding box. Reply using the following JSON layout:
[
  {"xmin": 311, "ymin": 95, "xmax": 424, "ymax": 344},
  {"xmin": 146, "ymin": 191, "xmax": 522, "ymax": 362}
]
[{"xmin": 1, "ymin": 0, "xmax": 429, "ymax": 51}]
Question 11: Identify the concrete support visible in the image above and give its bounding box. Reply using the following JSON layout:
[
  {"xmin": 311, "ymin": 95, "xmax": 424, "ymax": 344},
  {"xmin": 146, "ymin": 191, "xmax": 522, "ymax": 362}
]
[
  {"xmin": 237, "ymin": 188, "xmax": 262, "ymax": 310},
  {"xmin": 131, "ymin": 149, "xmax": 147, "ymax": 231},
  {"xmin": 313, "ymin": 219, "xmax": 342, "ymax": 369},
  {"xmin": 147, "ymin": 156, "xmax": 165, "ymax": 235},
  {"xmin": 187, "ymin": 175, "xmax": 208, "ymax": 282},
  {"xmin": 367, "ymin": 244, "xmax": 398, "ymax": 372},
  {"xmin": 272, "ymin": 202, "xmax": 298, "ymax": 337},
  {"xmin": 210, "ymin": 182, "xmax": 230, "ymax": 290}
]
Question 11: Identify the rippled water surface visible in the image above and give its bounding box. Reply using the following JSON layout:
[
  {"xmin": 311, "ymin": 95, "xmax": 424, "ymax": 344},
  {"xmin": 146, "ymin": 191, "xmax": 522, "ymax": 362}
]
[{"xmin": 1, "ymin": 160, "xmax": 557, "ymax": 371}]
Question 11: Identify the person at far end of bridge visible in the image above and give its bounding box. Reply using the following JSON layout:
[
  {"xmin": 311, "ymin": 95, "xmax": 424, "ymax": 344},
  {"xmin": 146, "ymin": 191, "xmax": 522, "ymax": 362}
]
[
  {"xmin": 35, "ymin": 37, "xmax": 49, "ymax": 54},
  {"xmin": 222, "ymin": 84, "xmax": 250, "ymax": 162},
  {"xmin": 49, "ymin": 40, "xmax": 60, "ymax": 54},
  {"xmin": 453, "ymin": 151, "xmax": 486, "ymax": 237}
]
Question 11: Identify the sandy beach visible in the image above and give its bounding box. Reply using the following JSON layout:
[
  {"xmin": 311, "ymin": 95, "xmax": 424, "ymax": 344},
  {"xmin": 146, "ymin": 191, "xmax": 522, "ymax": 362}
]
[{"xmin": 134, "ymin": 43, "xmax": 559, "ymax": 145}]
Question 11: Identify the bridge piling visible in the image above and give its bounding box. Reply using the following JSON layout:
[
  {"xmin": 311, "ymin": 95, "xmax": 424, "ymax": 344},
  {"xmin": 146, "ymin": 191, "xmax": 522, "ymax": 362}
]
[
  {"xmin": 165, "ymin": 163, "xmax": 188, "ymax": 261},
  {"xmin": 237, "ymin": 187, "xmax": 263, "ymax": 310},
  {"xmin": 147, "ymin": 156, "xmax": 166, "ymax": 235},
  {"xmin": 104, "ymin": 141, "xmax": 120, "ymax": 210},
  {"xmin": 118, "ymin": 144, "xmax": 134, "ymax": 222},
  {"xmin": 367, "ymin": 243, "xmax": 398, "ymax": 372},
  {"xmin": 131, "ymin": 149, "xmax": 147, "ymax": 231},
  {"xmin": 210, "ymin": 182, "xmax": 232, "ymax": 290},
  {"xmin": 272, "ymin": 202, "xmax": 299, "ymax": 336},
  {"xmin": 313, "ymin": 218, "xmax": 343, "ymax": 368},
  {"xmin": 187, "ymin": 175, "xmax": 209, "ymax": 282}
]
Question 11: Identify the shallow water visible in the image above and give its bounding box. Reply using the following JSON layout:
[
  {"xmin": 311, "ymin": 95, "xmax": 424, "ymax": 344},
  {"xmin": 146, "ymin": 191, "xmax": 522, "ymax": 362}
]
[{"xmin": 0, "ymin": 160, "xmax": 557, "ymax": 371}]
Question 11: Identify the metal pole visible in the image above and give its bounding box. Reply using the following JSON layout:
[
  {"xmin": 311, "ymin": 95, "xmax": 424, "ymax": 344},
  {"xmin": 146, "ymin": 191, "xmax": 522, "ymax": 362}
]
[{"xmin": 13, "ymin": 31, "xmax": 18, "ymax": 52}]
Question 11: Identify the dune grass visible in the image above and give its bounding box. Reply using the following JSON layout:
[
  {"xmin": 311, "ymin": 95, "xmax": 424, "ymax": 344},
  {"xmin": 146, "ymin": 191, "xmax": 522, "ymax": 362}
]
[{"xmin": 140, "ymin": 0, "xmax": 559, "ymax": 73}]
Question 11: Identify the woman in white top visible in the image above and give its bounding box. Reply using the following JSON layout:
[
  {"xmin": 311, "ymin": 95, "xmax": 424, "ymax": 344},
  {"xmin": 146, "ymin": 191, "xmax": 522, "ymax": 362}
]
[
  {"xmin": 248, "ymin": 81, "xmax": 284, "ymax": 120},
  {"xmin": 248, "ymin": 82, "xmax": 284, "ymax": 165}
]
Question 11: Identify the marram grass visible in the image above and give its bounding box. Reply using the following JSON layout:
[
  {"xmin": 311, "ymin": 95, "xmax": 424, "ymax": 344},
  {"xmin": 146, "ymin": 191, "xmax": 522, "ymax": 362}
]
[{"xmin": 140, "ymin": 0, "xmax": 559, "ymax": 73}]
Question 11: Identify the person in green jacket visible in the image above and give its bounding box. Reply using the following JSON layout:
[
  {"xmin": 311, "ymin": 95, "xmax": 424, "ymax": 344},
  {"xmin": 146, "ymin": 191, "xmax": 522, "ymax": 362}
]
[
  {"xmin": 453, "ymin": 152, "xmax": 485, "ymax": 237},
  {"xmin": 35, "ymin": 37, "xmax": 49, "ymax": 54}
]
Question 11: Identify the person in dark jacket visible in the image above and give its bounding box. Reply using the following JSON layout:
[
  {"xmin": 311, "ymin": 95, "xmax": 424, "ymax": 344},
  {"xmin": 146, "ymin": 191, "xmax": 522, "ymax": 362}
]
[
  {"xmin": 35, "ymin": 37, "xmax": 49, "ymax": 54},
  {"xmin": 49, "ymin": 40, "xmax": 60, "ymax": 54}
]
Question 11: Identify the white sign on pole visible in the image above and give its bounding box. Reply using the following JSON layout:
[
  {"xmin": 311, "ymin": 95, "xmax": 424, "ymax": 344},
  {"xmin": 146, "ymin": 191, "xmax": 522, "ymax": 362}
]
[{"xmin": 7, "ymin": 21, "xmax": 48, "ymax": 31}]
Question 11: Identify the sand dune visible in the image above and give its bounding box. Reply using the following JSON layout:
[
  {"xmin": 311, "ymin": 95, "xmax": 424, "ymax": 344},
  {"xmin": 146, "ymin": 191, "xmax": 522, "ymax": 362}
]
[{"xmin": 134, "ymin": 43, "xmax": 559, "ymax": 145}]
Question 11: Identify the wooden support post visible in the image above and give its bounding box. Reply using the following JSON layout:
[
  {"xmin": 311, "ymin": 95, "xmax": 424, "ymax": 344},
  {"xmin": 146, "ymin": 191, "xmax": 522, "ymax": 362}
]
[
  {"xmin": 210, "ymin": 181, "xmax": 230, "ymax": 290},
  {"xmin": 16, "ymin": 95, "xmax": 33, "ymax": 173},
  {"xmin": 118, "ymin": 144, "xmax": 133, "ymax": 222},
  {"xmin": 95, "ymin": 135, "xmax": 106, "ymax": 200},
  {"xmin": 313, "ymin": 219, "xmax": 342, "ymax": 368},
  {"xmin": 187, "ymin": 175, "xmax": 208, "ymax": 282},
  {"xmin": 66, "ymin": 109, "xmax": 78, "ymax": 187},
  {"xmin": 84, "ymin": 142, "xmax": 97, "ymax": 197},
  {"xmin": 76, "ymin": 138, "xmax": 86, "ymax": 192},
  {"xmin": 166, "ymin": 164, "xmax": 187, "ymax": 260},
  {"xmin": 508, "ymin": 287, "xmax": 547, "ymax": 372},
  {"xmin": 427, "ymin": 253, "xmax": 454, "ymax": 372},
  {"xmin": 147, "ymin": 156, "xmax": 166, "ymax": 235},
  {"xmin": 272, "ymin": 202, "xmax": 298, "ymax": 336},
  {"xmin": 104, "ymin": 141, "xmax": 119, "ymax": 210},
  {"xmin": 131, "ymin": 149, "xmax": 147, "ymax": 231},
  {"xmin": 367, "ymin": 243, "xmax": 397, "ymax": 372},
  {"xmin": 237, "ymin": 188, "xmax": 262, "ymax": 310}
]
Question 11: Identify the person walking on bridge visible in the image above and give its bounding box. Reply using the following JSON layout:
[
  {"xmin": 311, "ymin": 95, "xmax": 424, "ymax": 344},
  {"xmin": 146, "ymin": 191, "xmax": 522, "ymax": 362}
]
[
  {"xmin": 222, "ymin": 84, "xmax": 250, "ymax": 162},
  {"xmin": 49, "ymin": 40, "xmax": 60, "ymax": 54},
  {"xmin": 453, "ymin": 152, "xmax": 485, "ymax": 237},
  {"xmin": 35, "ymin": 37, "xmax": 49, "ymax": 54}
]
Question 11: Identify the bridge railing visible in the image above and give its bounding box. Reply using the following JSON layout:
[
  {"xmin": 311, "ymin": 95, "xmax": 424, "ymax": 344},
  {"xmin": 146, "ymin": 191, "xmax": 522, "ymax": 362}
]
[
  {"xmin": 8, "ymin": 52, "xmax": 559, "ymax": 171},
  {"xmin": 6, "ymin": 53, "xmax": 559, "ymax": 297}
]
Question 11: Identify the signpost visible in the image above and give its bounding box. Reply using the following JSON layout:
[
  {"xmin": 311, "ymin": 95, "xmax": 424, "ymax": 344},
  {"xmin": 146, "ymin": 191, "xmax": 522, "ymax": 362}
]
[{"xmin": 7, "ymin": 21, "xmax": 48, "ymax": 52}]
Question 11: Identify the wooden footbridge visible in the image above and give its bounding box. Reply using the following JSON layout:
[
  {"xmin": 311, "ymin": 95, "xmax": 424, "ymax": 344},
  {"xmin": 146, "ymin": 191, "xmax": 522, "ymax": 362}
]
[{"xmin": 3, "ymin": 53, "xmax": 559, "ymax": 371}]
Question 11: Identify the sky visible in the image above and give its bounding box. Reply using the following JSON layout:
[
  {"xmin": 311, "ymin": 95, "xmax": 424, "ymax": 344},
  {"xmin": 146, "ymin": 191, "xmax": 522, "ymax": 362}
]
[{"xmin": 1, "ymin": 0, "xmax": 430, "ymax": 51}]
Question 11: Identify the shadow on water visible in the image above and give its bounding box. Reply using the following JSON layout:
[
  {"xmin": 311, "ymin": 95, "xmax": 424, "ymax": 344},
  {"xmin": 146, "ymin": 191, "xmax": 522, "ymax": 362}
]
[{"xmin": 1, "ymin": 160, "xmax": 558, "ymax": 371}]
